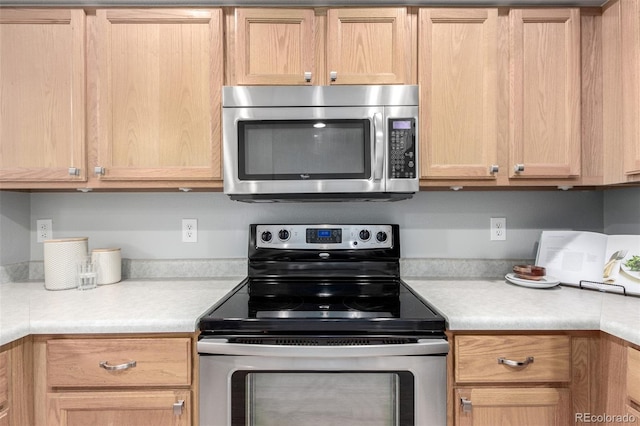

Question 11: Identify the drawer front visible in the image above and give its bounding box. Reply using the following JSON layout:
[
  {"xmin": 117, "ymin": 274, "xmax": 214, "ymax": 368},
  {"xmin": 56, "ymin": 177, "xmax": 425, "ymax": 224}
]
[
  {"xmin": 0, "ymin": 351, "xmax": 7, "ymax": 409},
  {"xmin": 47, "ymin": 338, "xmax": 191, "ymax": 388},
  {"xmin": 628, "ymin": 347, "xmax": 640, "ymax": 404},
  {"xmin": 455, "ymin": 335, "xmax": 571, "ymax": 383}
]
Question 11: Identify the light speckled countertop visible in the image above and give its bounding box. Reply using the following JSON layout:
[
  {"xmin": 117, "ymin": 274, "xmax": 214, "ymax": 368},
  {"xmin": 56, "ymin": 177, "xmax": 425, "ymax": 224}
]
[{"xmin": 1, "ymin": 278, "xmax": 639, "ymax": 347}]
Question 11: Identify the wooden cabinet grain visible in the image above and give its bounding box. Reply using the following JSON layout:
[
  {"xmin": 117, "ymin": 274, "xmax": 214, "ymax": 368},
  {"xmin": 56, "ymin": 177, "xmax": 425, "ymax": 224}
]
[
  {"xmin": 451, "ymin": 334, "xmax": 574, "ymax": 426},
  {"xmin": 508, "ymin": 8, "xmax": 581, "ymax": 180},
  {"xmin": 93, "ymin": 9, "xmax": 223, "ymax": 183},
  {"xmin": 418, "ymin": 8, "xmax": 499, "ymax": 180},
  {"xmin": 37, "ymin": 336, "xmax": 193, "ymax": 426},
  {"xmin": 229, "ymin": 7, "xmax": 411, "ymax": 86},
  {"xmin": 0, "ymin": 9, "xmax": 86, "ymax": 183}
]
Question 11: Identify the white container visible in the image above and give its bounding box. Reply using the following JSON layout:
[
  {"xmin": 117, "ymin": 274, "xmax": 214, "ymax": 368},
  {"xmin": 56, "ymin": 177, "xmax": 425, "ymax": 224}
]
[
  {"xmin": 91, "ymin": 248, "xmax": 121, "ymax": 285},
  {"xmin": 44, "ymin": 238, "xmax": 88, "ymax": 290}
]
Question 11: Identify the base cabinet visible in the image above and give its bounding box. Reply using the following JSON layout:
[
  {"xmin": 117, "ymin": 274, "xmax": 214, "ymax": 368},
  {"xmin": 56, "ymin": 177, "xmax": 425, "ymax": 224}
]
[
  {"xmin": 47, "ymin": 390, "xmax": 190, "ymax": 426},
  {"xmin": 35, "ymin": 335, "xmax": 194, "ymax": 426},
  {"xmin": 455, "ymin": 387, "xmax": 570, "ymax": 426}
]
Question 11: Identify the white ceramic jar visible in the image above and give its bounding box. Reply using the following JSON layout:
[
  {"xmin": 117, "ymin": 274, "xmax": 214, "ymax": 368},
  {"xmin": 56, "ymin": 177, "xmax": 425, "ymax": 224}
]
[
  {"xmin": 91, "ymin": 248, "xmax": 122, "ymax": 285},
  {"xmin": 44, "ymin": 238, "xmax": 88, "ymax": 290}
]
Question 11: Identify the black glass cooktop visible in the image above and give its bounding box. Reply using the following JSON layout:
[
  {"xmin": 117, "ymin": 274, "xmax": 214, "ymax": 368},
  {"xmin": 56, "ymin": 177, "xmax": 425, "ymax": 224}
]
[{"xmin": 198, "ymin": 279, "xmax": 445, "ymax": 336}]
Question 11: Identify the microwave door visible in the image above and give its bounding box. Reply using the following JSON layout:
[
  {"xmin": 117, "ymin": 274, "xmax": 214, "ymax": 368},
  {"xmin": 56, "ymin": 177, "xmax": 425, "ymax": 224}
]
[{"xmin": 224, "ymin": 107, "xmax": 386, "ymax": 195}]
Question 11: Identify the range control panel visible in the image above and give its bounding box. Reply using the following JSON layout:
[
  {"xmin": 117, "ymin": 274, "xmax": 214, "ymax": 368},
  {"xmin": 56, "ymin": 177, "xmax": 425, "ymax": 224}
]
[
  {"xmin": 388, "ymin": 118, "xmax": 416, "ymax": 179},
  {"xmin": 256, "ymin": 224, "xmax": 393, "ymax": 250}
]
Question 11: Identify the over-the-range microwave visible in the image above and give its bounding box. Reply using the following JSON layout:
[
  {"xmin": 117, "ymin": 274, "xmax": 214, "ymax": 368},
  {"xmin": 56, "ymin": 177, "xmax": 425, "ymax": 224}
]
[{"xmin": 222, "ymin": 85, "xmax": 419, "ymax": 202}]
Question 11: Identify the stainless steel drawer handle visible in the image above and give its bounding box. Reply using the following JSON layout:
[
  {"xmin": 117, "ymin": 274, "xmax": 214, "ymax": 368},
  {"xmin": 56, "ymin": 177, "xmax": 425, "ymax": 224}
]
[
  {"xmin": 99, "ymin": 360, "xmax": 137, "ymax": 371},
  {"xmin": 498, "ymin": 356, "xmax": 534, "ymax": 367},
  {"xmin": 514, "ymin": 163, "xmax": 525, "ymax": 173}
]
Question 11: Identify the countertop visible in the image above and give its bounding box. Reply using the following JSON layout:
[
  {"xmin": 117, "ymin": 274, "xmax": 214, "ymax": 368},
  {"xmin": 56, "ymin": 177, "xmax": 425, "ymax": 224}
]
[{"xmin": 1, "ymin": 278, "xmax": 639, "ymax": 347}]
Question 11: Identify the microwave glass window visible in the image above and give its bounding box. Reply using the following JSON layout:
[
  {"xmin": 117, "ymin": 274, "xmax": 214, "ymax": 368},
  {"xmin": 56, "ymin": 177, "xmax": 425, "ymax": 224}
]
[
  {"xmin": 238, "ymin": 120, "xmax": 371, "ymax": 180},
  {"xmin": 232, "ymin": 372, "xmax": 413, "ymax": 426}
]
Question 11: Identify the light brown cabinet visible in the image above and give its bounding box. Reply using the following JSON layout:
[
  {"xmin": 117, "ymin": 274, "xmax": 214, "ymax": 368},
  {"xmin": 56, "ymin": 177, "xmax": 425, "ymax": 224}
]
[
  {"xmin": 508, "ymin": 8, "xmax": 581, "ymax": 180},
  {"xmin": 93, "ymin": 9, "xmax": 223, "ymax": 183},
  {"xmin": 0, "ymin": 351, "xmax": 7, "ymax": 426},
  {"xmin": 37, "ymin": 336, "xmax": 193, "ymax": 426},
  {"xmin": 418, "ymin": 8, "xmax": 499, "ymax": 180},
  {"xmin": 0, "ymin": 9, "xmax": 86, "ymax": 183},
  {"xmin": 451, "ymin": 334, "xmax": 573, "ymax": 426},
  {"xmin": 229, "ymin": 7, "xmax": 411, "ymax": 86},
  {"xmin": 603, "ymin": 0, "xmax": 640, "ymax": 184}
]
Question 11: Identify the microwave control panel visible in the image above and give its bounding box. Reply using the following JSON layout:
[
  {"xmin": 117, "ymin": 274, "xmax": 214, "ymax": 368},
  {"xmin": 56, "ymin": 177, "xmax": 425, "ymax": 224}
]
[{"xmin": 388, "ymin": 118, "xmax": 416, "ymax": 179}]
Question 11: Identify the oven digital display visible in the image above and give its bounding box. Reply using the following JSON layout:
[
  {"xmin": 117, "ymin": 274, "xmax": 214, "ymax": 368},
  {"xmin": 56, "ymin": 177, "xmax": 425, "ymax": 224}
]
[{"xmin": 306, "ymin": 228, "xmax": 342, "ymax": 244}]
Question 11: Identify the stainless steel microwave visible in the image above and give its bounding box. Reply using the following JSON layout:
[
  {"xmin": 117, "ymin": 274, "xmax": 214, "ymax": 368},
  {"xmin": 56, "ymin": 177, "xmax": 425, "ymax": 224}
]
[{"xmin": 222, "ymin": 85, "xmax": 419, "ymax": 202}]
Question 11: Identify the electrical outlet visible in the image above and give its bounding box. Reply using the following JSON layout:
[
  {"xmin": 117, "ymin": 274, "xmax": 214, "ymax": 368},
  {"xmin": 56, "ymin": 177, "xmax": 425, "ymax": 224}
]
[
  {"xmin": 37, "ymin": 219, "xmax": 53, "ymax": 242},
  {"xmin": 490, "ymin": 217, "xmax": 506, "ymax": 241},
  {"xmin": 182, "ymin": 219, "xmax": 198, "ymax": 243}
]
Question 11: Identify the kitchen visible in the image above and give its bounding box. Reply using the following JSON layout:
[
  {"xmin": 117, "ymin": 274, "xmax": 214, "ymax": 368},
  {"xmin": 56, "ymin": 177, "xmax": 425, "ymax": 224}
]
[{"xmin": 1, "ymin": 2, "xmax": 640, "ymax": 426}]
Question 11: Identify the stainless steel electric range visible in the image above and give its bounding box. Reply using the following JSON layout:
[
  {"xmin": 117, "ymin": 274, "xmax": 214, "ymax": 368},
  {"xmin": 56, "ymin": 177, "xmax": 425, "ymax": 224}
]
[{"xmin": 198, "ymin": 224, "xmax": 448, "ymax": 426}]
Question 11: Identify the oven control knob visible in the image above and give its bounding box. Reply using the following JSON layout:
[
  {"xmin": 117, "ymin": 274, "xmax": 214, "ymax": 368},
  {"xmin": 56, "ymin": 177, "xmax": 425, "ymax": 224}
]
[
  {"xmin": 278, "ymin": 229, "xmax": 290, "ymax": 241},
  {"xmin": 376, "ymin": 231, "xmax": 388, "ymax": 243},
  {"xmin": 359, "ymin": 229, "xmax": 371, "ymax": 241},
  {"xmin": 261, "ymin": 231, "xmax": 273, "ymax": 242}
]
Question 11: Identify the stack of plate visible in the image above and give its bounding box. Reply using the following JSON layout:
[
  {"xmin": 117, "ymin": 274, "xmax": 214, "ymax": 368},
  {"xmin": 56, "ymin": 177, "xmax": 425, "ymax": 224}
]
[{"xmin": 505, "ymin": 264, "xmax": 560, "ymax": 289}]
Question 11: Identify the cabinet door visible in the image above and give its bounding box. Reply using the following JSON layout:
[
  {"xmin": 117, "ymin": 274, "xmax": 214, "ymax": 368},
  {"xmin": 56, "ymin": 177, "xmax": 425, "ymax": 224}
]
[
  {"xmin": 509, "ymin": 9, "xmax": 581, "ymax": 179},
  {"xmin": 621, "ymin": 0, "xmax": 640, "ymax": 178},
  {"xmin": 0, "ymin": 9, "xmax": 86, "ymax": 183},
  {"xmin": 456, "ymin": 388, "xmax": 571, "ymax": 426},
  {"xmin": 327, "ymin": 8, "xmax": 408, "ymax": 85},
  {"xmin": 47, "ymin": 390, "xmax": 190, "ymax": 426},
  {"xmin": 233, "ymin": 8, "xmax": 315, "ymax": 85},
  {"xmin": 95, "ymin": 9, "xmax": 222, "ymax": 181},
  {"xmin": 419, "ymin": 8, "xmax": 498, "ymax": 179}
]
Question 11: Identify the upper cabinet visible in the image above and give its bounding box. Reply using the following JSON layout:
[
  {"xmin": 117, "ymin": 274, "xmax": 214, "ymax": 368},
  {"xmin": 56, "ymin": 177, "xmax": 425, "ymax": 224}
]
[
  {"xmin": 603, "ymin": 0, "xmax": 640, "ymax": 184},
  {"xmin": 93, "ymin": 9, "xmax": 223, "ymax": 182},
  {"xmin": 418, "ymin": 8, "xmax": 499, "ymax": 180},
  {"xmin": 232, "ymin": 8, "xmax": 315, "ymax": 85},
  {"xmin": 0, "ymin": 9, "xmax": 86, "ymax": 183},
  {"xmin": 326, "ymin": 8, "xmax": 409, "ymax": 85},
  {"xmin": 508, "ymin": 8, "xmax": 581, "ymax": 180},
  {"xmin": 229, "ymin": 7, "xmax": 411, "ymax": 86}
]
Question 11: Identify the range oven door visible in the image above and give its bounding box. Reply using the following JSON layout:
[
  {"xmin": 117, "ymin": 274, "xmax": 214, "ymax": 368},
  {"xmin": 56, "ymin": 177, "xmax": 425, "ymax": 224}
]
[{"xmin": 198, "ymin": 338, "xmax": 448, "ymax": 426}]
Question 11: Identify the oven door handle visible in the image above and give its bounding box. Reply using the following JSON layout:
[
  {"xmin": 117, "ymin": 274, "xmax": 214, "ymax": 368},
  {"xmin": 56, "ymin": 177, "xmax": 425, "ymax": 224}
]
[
  {"xmin": 373, "ymin": 112, "xmax": 384, "ymax": 181},
  {"xmin": 198, "ymin": 338, "xmax": 449, "ymax": 357}
]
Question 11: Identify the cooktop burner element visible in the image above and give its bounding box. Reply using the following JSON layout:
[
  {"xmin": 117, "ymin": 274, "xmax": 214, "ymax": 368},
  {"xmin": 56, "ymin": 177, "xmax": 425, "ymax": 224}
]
[{"xmin": 198, "ymin": 224, "xmax": 445, "ymax": 337}]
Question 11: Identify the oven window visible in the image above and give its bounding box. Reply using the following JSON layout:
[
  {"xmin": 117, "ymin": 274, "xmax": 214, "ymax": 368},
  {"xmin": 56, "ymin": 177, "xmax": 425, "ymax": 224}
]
[
  {"xmin": 238, "ymin": 120, "xmax": 371, "ymax": 180},
  {"xmin": 231, "ymin": 371, "xmax": 414, "ymax": 426}
]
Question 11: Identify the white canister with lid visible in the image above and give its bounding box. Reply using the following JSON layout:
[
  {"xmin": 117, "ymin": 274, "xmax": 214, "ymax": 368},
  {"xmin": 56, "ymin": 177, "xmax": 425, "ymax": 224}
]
[
  {"xmin": 91, "ymin": 248, "xmax": 121, "ymax": 285},
  {"xmin": 44, "ymin": 238, "xmax": 89, "ymax": 290}
]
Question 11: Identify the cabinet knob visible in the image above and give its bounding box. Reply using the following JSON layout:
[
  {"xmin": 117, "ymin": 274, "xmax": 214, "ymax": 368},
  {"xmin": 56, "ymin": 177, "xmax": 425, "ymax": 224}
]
[
  {"xmin": 304, "ymin": 71, "xmax": 312, "ymax": 82},
  {"xmin": 173, "ymin": 400, "xmax": 185, "ymax": 416},
  {"xmin": 513, "ymin": 164, "xmax": 525, "ymax": 173},
  {"xmin": 68, "ymin": 167, "xmax": 80, "ymax": 176},
  {"xmin": 329, "ymin": 71, "xmax": 337, "ymax": 82},
  {"xmin": 489, "ymin": 164, "xmax": 499, "ymax": 174},
  {"xmin": 460, "ymin": 397, "xmax": 472, "ymax": 413},
  {"xmin": 94, "ymin": 166, "xmax": 105, "ymax": 176}
]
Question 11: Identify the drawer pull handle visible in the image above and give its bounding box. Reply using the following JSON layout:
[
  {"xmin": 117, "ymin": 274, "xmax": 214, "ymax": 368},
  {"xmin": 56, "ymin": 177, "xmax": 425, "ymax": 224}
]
[
  {"xmin": 99, "ymin": 360, "xmax": 137, "ymax": 371},
  {"xmin": 498, "ymin": 356, "xmax": 534, "ymax": 367}
]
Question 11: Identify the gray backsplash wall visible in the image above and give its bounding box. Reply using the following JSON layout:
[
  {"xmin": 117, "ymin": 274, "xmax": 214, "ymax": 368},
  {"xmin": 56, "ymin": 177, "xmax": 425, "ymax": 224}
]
[
  {"xmin": 18, "ymin": 189, "xmax": 607, "ymax": 262},
  {"xmin": 603, "ymin": 186, "xmax": 640, "ymax": 234},
  {"xmin": 0, "ymin": 191, "xmax": 30, "ymax": 265}
]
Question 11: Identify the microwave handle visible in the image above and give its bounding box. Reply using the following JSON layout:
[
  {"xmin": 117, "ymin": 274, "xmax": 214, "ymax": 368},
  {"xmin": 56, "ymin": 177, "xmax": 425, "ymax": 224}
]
[{"xmin": 373, "ymin": 113, "xmax": 384, "ymax": 180}]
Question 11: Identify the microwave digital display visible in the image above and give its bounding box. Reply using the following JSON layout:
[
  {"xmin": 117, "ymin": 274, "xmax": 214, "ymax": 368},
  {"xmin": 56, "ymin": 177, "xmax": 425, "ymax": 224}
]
[{"xmin": 392, "ymin": 120, "xmax": 412, "ymax": 130}]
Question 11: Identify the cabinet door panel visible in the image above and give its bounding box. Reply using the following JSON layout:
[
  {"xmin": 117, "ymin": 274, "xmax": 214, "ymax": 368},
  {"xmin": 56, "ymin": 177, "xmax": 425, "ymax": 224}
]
[
  {"xmin": 96, "ymin": 9, "xmax": 222, "ymax": 181},
  {"xmin": 621, "ymin": 0, "xmax": 640, "ymax": 177},
  {"xmin": 419, "ymin": 8, "xmax": 498, "ymax": 179},
  {"xmin": 327, "ymin": 8, "xmax": 408, "ymax": 85},
  {"xmin": 456, "ymin": 388, "xmax": 570, "ymax": 426},
  {"xmin": 234, "ymin": 8, "xmax": 315, "ymax": 85},
  {"xmin": 0, "ymin": 9, "xmax": 86, "ymax": 182},
  {"xmin": 47, "ymin": 390, "xmax": 190, "ymax": 426},
  {"xmin": 509, "ymin": 8, "xmax": 580, "ymax": 178}
]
